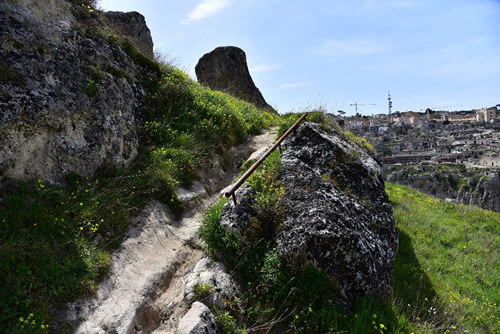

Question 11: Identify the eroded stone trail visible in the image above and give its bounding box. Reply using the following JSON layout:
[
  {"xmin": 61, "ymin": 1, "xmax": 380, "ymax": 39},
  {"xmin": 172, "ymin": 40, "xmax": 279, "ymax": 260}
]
[{"xmin": 65, "ymin": 129, "xmax": 277, "ymax": 334}]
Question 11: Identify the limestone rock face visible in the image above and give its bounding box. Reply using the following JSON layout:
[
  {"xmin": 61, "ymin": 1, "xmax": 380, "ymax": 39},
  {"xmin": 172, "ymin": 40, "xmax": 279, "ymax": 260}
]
[
  {"xmin": 177, "ymin": 302, "xmax": 219, "ymax": 334},
  {"xmin": 277, "ymin": 123, "xmax": 398, "ymax": 299},
  {"xmin": 386, "ymin": 164, "xmax": 500, "ymax": 212},
  {"xmin": 195, "ymin": 46, "xmax": 276, "ymax": 112},
  {"xmin": 0, "ymin": 0, "xmax": 156, "ymax": 184},
  {"xmin": 457, "ymin": 172, "xmax": 500, "ymax": 212},
  {"xmin": 103, "ymin": 11, "xmax": 154, "ymax": 58}
]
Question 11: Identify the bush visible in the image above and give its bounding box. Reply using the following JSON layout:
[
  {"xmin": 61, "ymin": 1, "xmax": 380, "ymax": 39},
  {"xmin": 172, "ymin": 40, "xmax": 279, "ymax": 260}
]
[{"xmin": 84, "ymin": 78, "xmax": 100, "ymax": 97}]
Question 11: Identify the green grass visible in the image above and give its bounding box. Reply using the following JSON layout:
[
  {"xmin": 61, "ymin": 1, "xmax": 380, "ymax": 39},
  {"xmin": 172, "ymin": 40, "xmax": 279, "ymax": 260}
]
[{"xmin": 387, "ymin": 182, "xmax": 500, "ymax": 333}]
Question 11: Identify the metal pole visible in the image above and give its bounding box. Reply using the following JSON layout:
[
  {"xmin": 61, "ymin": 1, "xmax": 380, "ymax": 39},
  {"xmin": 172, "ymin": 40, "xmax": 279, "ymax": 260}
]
[{"xmin": 225, "ymin": 112, "xmax": 308, "ymax": 204}]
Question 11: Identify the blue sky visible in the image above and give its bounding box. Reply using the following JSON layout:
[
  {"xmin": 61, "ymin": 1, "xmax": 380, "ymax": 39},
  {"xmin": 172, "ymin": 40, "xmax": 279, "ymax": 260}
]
[{"xmin": 98, "ymin": 0, "xmax": 500, "ymax": 116}]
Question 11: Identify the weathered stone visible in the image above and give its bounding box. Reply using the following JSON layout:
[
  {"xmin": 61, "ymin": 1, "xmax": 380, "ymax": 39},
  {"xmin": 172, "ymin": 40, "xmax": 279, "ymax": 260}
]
[
  {"xmin": 387, "ymin": 164, "xmax": 500, "ymax": 212},
  {"xmin": 177, "ymin": 302, "xmax": 219, "ymax": 334},
  {"xmin": 0, "ymin": 0, "xmax": 156, "ymax": 184},
  {"xmin": 185, "ymin": 258, "xmax": 242, "ymax": 311},
  {"xmin": 195, "ymin": 46, "xmax": 276, "ymax": 113},
  {"xmin": 103, "ymin": 11, "xmax": 154, "ymax": 58},
  {"xmin": 458, "ymin": 172, "xmax": 500, "ymax": 212},
  {"xmin": 219, "ymin": 184, "xmax": 256, "ymax": 233},
  {"xmin": 276, "ymin": 123, "xmax": 398, "ymax": 300}
]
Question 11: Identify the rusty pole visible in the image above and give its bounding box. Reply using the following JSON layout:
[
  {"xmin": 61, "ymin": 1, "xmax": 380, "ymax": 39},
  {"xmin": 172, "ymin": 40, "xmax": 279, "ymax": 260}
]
[{"xmin": 225, "ymin": 113, "xmax": 308, "ymax": 204}]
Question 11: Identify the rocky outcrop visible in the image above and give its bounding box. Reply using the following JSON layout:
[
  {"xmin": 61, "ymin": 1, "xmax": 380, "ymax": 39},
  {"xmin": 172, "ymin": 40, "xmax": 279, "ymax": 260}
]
[
  {"xmin": 195, "ymin": 46, "xmax": 276, "ymax": 113},
  {"xmin": 457, "ymin": 172, "xmax": 500, "ymax": 212},
  {"xmin": 220, "ymin": 123, "xmax": 398, "ymax": 301},
  {"xmin": 103, "ymin": 11, "xmax": 154, "ymax": 58},
  {"xmin": 386, "ymin": 164, "xmax": 500, "ymax": 212},
  {"xmin": 0, "ymin": 0, "xmax": 156, "ymax": 184}
]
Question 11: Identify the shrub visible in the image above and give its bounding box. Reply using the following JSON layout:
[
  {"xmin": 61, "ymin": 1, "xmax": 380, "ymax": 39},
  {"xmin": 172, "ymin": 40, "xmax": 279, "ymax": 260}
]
[{"xmin": 84, "ymin": 78, "xmax": 100, "ymax": 97}]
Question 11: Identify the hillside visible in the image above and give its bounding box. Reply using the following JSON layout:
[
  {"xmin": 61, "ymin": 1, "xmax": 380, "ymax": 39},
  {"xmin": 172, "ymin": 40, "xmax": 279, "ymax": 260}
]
[
  {"xmin": 0, "ymin": 0, "xmax": 278, "ymax": 332},
  {"xmin": 1, "ymin": 1, "xmax": 498, "ymax": 333},
  {"xmin": 386, "ymin": 183, "xmax": 499, "ymax": 333}
]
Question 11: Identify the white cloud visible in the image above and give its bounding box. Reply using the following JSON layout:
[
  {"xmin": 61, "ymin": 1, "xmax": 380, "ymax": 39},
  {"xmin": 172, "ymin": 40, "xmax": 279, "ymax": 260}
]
[
  {"xmin": 307, "ymin": 39, "xmax": 387, "ymax": 58},
  {"xmin": 181, "ymin": 0, "xmax": 232, "ymax": 25},
  {"xmin": 250, "ymin": 64, "xmax": 280, "ymax": 73},
  {"xmin": 278, "ymin": 82, "xmax": 314, "ymax": 90}
]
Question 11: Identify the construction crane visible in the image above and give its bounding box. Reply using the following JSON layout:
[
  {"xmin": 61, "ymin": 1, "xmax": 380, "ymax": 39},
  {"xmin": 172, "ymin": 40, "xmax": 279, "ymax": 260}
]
[{"xmin": 350, "ymin": 102, "xmax": 376, "ymax": 113}]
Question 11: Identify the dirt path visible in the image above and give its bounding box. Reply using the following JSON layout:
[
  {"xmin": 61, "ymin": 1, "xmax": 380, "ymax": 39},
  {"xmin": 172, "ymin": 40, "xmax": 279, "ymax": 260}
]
[{"xmin": 66, "ymin": 128, "xmax": 277, "ymax": 334}]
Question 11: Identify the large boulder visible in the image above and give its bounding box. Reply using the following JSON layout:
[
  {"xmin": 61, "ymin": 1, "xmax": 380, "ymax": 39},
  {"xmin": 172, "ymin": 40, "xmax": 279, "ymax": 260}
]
[
  {"xmin": 195, "ymin": 46, "xmax": 276, "ymax": 113},
  {"xmin": 277, "ymin": 123, "xmax": 398, "ymax": 299},
  {"xmin": 0, "ymin": 0, "xmax": 157, "ymax": 184},
  {"xmin": 219, "ymin": 123, "xmax": 398, "ymax": 300}
]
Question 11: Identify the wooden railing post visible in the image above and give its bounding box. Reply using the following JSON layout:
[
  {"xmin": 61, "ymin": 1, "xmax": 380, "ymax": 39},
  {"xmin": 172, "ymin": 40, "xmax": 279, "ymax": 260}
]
[{"xmin": 225, "ymin": 113, "xmax": 308, "ymax": 204}]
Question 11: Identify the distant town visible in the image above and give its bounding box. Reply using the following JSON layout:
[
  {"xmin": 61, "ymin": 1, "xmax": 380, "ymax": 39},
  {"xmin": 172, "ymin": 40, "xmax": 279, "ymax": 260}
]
[{"xmin": 337, "ymin": 105, "xmax": 500, "ymax": 167}]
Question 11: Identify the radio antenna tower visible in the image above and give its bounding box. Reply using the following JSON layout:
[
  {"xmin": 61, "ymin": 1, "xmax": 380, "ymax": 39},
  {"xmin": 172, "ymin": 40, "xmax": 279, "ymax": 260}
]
[{"xmin": 388, "ymin": 90, "xmax": 393, "ymax": 122}]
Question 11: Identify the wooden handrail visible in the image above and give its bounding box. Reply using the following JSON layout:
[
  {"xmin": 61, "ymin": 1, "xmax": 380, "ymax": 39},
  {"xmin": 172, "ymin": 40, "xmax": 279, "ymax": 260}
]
[{"xmin": 225, "ymin": 113, "xmax": 308, "ymax": 204}]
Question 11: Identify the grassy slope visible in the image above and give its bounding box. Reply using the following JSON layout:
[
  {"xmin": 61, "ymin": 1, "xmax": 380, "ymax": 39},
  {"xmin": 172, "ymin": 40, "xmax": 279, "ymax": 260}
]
[
  {"xmin": 387, "ymin": 182, "xmax": 499, "ymax": 334},
  {"xmin": 0, "ymin": 40, "xmax": 279, "ymax": 332}
]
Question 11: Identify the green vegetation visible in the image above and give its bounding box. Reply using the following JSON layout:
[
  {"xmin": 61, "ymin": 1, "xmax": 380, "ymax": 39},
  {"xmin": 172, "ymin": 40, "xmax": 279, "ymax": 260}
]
[
  {"xmin": 199, "ymin": 159, "xmax": 499, "ymax": 333},
  {"xmin": 145, "ymin": 65, "xmax": 277, "ymax": 156},
  {"xmin": 83, "ymin": 78, "xmax": 100, "ymax": 97},
  {"xmin": 343, "ymin": 130, "xmax": 375, "ymax": 153},
  {"xmin": 387, "ymin": 182, "xmax": 499, "ymax": 333},
  {"xmin": 0, "ymin": 42, "xmax": 278, "ymax": 332}
]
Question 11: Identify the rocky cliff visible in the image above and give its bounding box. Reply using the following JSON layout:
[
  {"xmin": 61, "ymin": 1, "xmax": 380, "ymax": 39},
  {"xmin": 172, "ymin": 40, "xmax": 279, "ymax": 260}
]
[
  {"xmin": 386, "ymin": 163, "xmax": 500, "ymax": 212},
  {"xmin": 0, "ymin": 0, "xmax": 156, "ymax": 184},
  {"xmin": 195, "ymin": 46, "xmax": 276, "ymax": 113}
]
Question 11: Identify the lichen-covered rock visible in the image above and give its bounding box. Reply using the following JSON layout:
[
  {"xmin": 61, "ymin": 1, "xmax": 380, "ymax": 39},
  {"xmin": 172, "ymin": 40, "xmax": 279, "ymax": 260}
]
[
  {"xmin": 177, "ymin": 302, "xmax": 219, "ymax": 334},
  {"xmin": 276, "ymin": 123, "xmax": 398, "ymax": 300},
  {"xmin": 217, "ymin": 122, "xmax": 398, "ymax": 301},
  {"xmin": 0, "ymin": 0, "xmax": 156, "ymax": 184},
  {"xmin": 195, "ymin": 46, "xmax": 276, "ymax": 113}
]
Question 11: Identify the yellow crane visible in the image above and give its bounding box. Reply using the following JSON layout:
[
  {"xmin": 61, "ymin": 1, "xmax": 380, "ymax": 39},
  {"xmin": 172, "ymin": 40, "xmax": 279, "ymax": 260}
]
[{"xmin": 350, "ymin": 102, "xmax": 376, "ymax": 113}]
